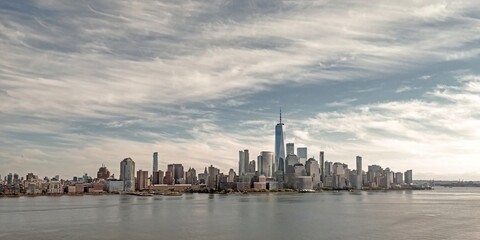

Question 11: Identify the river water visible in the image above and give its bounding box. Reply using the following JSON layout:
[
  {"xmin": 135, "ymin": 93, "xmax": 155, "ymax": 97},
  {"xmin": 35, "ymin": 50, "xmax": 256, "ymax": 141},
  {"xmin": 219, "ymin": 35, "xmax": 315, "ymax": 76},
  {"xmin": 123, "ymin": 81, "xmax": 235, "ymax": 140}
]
[{"xmin": 0, "ymin": 188, "xmax": 479, "ymax": 240}]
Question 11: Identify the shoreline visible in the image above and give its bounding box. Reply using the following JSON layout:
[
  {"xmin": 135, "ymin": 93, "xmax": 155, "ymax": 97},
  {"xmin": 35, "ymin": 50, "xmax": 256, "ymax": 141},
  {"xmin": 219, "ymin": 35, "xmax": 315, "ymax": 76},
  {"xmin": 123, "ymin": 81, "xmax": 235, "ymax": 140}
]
[{"xmin": 0, "ymin": 187, "xmax": 440, "ymax": 198}]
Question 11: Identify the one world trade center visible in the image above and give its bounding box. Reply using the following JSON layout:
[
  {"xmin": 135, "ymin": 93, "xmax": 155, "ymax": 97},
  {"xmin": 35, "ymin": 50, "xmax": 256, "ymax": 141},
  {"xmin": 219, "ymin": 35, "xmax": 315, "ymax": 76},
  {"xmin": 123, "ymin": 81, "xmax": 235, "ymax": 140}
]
[{"xmin": 275, "ymin": 109, "xmax": 286, "ymax": 179}]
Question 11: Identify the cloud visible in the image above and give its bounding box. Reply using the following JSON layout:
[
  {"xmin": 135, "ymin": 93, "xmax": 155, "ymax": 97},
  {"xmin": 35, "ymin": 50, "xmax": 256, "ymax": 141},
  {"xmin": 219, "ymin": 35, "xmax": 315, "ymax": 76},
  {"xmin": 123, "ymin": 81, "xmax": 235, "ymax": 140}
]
[
  {"xmin": 299, "ymin": 74, "xmax": 480, "ymax": 179},
  {"xmin": 395, "ymin": 86, "xmax": 417, "ymax": 93},
  {"xmin": 1, "ymin": 1, "xmax": 480, "ymax": 179},
  {"xmin": 325, "ymin": 98, "xmax": 358, "ymax": 107}
]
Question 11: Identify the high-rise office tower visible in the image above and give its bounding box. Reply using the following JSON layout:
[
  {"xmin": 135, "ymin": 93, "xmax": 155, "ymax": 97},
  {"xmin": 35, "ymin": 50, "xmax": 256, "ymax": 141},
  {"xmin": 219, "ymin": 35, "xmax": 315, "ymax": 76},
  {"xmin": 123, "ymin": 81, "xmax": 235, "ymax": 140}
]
[
  {"xmin": 244, "ymin": 149, "xmax": 249, "ymax": 175},
  {"xmin": 319, "ymin": 151, "xmax": 325, "ymax": 182},
  {"xmin": 404, "ymin": 170, "xmax": 413, "ymax": 184},
  {"xmin": 208, "ymin": 165, "xmax": 220, "ymax": 189},
  {"xmin": 248, "ymin": 160, "xmax": 256, "ymax": 173},
  {"xmin": 153, "ymin": 152, "xmax": 158, "ymax": 173},
  {"xmin": 257, "ymin": 155, "xmax": 263, "ymax": 175},
  {"xmin": 153, "ymin": 170, "xmax": 164, "ymax": 185},
  {"xmin": 186, "ymin": 168, "xmax": 197, "ymax": 184},
  {"xmin": 305, "ymin": 158, "xmax": 321, "ymax": 189},
  {"xmin": 167, "ymin": 164, "xmax": 185, "ymax": 184},
  {"xmin": 239, "ymin": 150, "xmax": 245, "ymax": 176},
  {"xmin": 120, "ymin": 158, "xmax": 135, "ymax": 192},
  {"xmin": 395, "ymin": 172, "xmax": 404, "ymax": 184},
  {"xmin": 260, "ymin": 151, "xmax": 274, "ymax": 178},
  {"xmin": 297, "ymin": 147, "xmax": 307, "ymax": 164},
  {"xmin": 275, "ymin": 109, "xmax": 286, "ymax": 172},
  {"xmin": 324, "ymin": 161, "xmax": 332, "ymax": 177},
  {"xmin": 7, "ymin": 173, "xmax": 13, "ymax": 185},
  {"xmin": 136, "ymin": 170, "xmax": 148, "ymax": 191},
  {"xmin": 355, "ymin": 156, "xmax": 363, "ymax": 190},
  {"xmin": 286, "ymin": 143, "xmax": 295, "ymax": 155},
  {"xmin": 356, "ymin": 156, "xmax": 362, "ymax": 175}
]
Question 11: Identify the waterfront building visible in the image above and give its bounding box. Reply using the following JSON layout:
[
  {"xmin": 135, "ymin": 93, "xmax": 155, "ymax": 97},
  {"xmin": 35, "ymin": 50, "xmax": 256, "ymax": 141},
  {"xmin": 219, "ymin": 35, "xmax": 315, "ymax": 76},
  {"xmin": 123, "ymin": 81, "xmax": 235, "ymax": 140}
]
[
  {"xmin": 13, "ymin": 173, "xmax": 19, "ymax": 185},
  {"xmin": 405, "ymin": 170, "xmax": 413, "ymax": 184},
  {"xmin": 120, "ymin": 158, "xmax": 135, "ymax": 192},
  {"xmin": 75, "ymin": 183, "xmax": 84, "ymax": 194},
  {"xmin": 285, "ymin": 163, "xmax": 307, "ymax": 188},
  {"xmin": 248, "ymin": 160, "xmax": 256, "ymax": 173},
  {"xmin": 332, "ymin": 162, "xmax": 348, "ymax": 189},
  {"xmin": 319, "ymin": 151, "xmax": 325, "ymax": 182},
  {"xmin": 106, "ymin": 180, "xmax": 124, "ymax": 193},
  {"xmin": 153, "ymin": 170, "xmax": 165, "ymax": 185},
  {"xmin": 7, "ymin": 173, "xmax": 13, "ymax": 185},
  {"xmin": 367, "ymin": 165, "xmax": 383, "ymax": 183},
  {"xmin": 26, "ymin": 173, "xmax": 36, "ymax": 181},
  {"xmin": 297, "ymin": 147, "xmax": 307, "ymax": 165},
  {"xmin": 164, "ymin": 170, "xmax": 174, "ymax": 185},
  {"xmin": 46, "ymin": 181, "xmax": 63, "ymax": 194},
  {"xmin": 295, "ymin": 176, "xmax": 313, "ymax": 190},
  {"xmin": 305, "ymin": 158, "xmax": 321, "ymax": 190},
  {"xmin": 286, "ymin": 154, "xmax": 299, "ymax": 167},
  {"xmin": 186, "ymin": 168, "xmax": 197, "ymax": 185},
  {"xmin": 324, "ymin": 161, "xmax": 332, "ymax": 178},
  {"xmin": 254, "ymin": 175, "xmax": 267, "ymax": 190},
  {"xmin": 136, "ymin": 170, "xmax": 149, "ymax": 191},
  {"xmin": 355, "ymin": 156, "xmax": 362, "ymax": 190},
  {"xmin": 286, "ymin": 143, "xmax": 295, "ymax": 155},
  {"xmin": 275, "ymin": 110, "xmax": 286, "ymax": 173},
  {"xmin": 228, "ymin": 169, "xmax": 236, "ymax": 183},
  {"xmin": 97, "ymin": 164, "xmax": 111, "ymax": 180},
  {"xmin": 237, "ymin": 174, "xmax": 253, "ymax": 191},
  {"xmin": 238, "ymin": 150, "xmax": 249, "ymax": 176},
  {"xmin": 168, "ymin": 164, "xmax": 185, "ymax": 184},
  {"xmin": 395, "ymin": 172, "xmax": 404, "ymax": 184},
  {"xmin": 198, "ymin": 167, "xmax": 208, "ymax": 184},
  {"xmin": 207, "ymin": 165, "xmax": 220, "ymax": 189},
  {"xmin": 153, "ymin": 152, "xmax": 158, "ymax": 173},
  {"xmin": 239, "ymin": 150, "xmax": 244, "ymax": 176},
  {"xmin": 259, "ymin": 151, "xmax": 274, "ymax": 178}
]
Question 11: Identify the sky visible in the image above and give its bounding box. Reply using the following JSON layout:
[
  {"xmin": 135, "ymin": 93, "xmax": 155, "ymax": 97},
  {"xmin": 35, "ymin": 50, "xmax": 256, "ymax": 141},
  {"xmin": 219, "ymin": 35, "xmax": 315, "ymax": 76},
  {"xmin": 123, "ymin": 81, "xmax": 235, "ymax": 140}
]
[{"xmin": 1, "ymin": 0, "xmax": 480, "ymax": 180}]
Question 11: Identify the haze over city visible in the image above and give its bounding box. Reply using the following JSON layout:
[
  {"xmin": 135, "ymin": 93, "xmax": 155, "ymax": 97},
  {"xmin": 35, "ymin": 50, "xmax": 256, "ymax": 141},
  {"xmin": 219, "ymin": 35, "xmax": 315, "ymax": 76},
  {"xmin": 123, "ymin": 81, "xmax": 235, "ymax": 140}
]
[{"xmin": 1, "ymin": 0, "xmax": 480, "ymax": 180}]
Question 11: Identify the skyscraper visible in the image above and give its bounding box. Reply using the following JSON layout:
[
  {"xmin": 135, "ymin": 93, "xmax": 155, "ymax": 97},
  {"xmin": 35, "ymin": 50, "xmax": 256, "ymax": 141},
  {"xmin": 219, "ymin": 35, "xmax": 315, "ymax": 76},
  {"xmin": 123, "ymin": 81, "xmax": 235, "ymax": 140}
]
[
  {"xmin": 243, "ymin": 149, "xmax": 249, "ymax": 175},
  {"xmin": 120, "ymin": 158, "xmax": 135, "ymax": 192},
  {"xmin": 319, "ymin": 151, "xmax": 325, "ymax": 182},
  {"xmin": 275, "ymin": 109, "xmax": 286, "ymax": 172},
  {"xmin": 355, "ymin": 156, "xmax": 363, "ymax": 190},
  {"xmin": 153, "ymin": 152, "xmax": 158, "ymax": 173},
  {"xmin": 136, "ymin": 170, "xmax": 148, "ymax": 191},
  {"xmin": 259, "ymin": 151, "xmax": 274, "ymax": 178},
  {"xmin": 356, "ymin": 156, "xmax": 362, "ymax": 175},
  {"xmin": 239, "ymin": 150, "xmax": 245, "ymax": 176},
  {"xmin": 297, "ymin": 147, "xmax": 307, "ymax": 164},
  {"xmin": 286, "ymin": 143, "xmax": 295, "ymax": 155},
  {"xmin": 248, "ymin": 160, "xmax": 256, "ymax": 173},
  {"xmin": 405, "ymin": 170, "xmax": 413, "ymax": 184},
  {"xmin": 305, "ymin": 158, "xmax": 320, "ymax": 189},
  {"xmin": 167, "ymin": 164, "xmax": 185, "ymax": 184}
]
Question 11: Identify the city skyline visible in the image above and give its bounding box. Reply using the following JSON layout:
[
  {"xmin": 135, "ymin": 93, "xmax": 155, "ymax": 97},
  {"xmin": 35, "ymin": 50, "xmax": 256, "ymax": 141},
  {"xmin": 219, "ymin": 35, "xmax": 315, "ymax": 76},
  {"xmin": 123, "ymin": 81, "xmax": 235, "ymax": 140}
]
[{"xmin": 1, "ymin": 1, "xmax": 480, "ymax": 180}]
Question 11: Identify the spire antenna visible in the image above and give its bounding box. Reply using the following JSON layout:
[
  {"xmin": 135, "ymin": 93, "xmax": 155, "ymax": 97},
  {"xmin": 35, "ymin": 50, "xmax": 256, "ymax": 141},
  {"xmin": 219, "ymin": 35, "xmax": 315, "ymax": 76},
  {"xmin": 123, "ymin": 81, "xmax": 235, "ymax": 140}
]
[{"xmin": 280, "ymin": 107, "xmax": 282, "ymax": 124}]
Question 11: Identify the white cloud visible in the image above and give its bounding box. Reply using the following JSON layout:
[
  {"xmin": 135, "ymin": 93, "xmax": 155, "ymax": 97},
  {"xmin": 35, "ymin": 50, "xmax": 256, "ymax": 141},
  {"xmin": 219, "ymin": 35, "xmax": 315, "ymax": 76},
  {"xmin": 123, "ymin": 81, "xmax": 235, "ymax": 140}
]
[
  {"xmin": 395, "ymin": 86, "xmax": 417, "ymax": 93},
  {"xmin": 1, "ymin": 1, "xmax": 480, "ymax": 179},
  {"xmin": 299, "ymin": 74, "xmax": 480, "ymax": 179}
]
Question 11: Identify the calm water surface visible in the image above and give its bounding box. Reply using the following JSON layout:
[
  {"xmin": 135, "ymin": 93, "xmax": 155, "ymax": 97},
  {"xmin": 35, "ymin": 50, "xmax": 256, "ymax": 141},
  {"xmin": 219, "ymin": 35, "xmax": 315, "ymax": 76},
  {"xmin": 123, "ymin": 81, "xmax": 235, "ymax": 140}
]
[{"xmin": 1, "ymin": 188, "xmax": 479, "ymax": 240}]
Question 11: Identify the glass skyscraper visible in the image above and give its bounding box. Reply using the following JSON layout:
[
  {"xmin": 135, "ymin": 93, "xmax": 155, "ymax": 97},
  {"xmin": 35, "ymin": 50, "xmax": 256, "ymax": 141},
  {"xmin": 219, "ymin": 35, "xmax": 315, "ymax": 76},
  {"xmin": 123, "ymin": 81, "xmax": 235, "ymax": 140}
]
[
  {"xmin": 153, "ymin": 152, "xmax": 158, "ymax": 173},
  {"xmin": 275, "ymin": 109, "xmax": 286, "ymax": 172}
]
